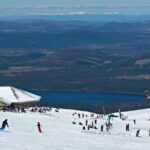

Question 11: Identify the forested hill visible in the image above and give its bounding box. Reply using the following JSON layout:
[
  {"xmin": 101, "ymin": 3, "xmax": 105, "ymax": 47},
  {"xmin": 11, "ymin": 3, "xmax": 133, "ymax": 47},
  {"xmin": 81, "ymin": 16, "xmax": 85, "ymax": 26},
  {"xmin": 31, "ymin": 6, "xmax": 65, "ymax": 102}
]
[
  {"xmin": 0, "ymin": 20, "xmax": 150, "ymax": 56},
  {"xmin": 0, "ymin": 20, "xmax": 149, "ymax": 93}
]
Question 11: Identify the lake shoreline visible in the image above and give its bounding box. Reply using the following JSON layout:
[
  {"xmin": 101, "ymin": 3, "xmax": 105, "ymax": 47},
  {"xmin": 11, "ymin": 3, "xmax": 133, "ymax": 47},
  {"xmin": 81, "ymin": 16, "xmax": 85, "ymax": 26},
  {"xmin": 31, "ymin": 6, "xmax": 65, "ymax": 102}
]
[
  {"xmin": 29, "ymin": 89, "xmax": 149, "ymax": 114},
  {"xmin": 30, "ymin": 88, "xmax": 146, "ymax": 97}
]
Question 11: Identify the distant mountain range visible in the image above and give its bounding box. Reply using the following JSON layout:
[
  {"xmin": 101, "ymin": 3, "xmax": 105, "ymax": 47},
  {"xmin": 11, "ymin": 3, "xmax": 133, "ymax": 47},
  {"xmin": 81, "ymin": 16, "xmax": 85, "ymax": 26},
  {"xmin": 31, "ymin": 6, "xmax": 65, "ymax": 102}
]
[{"xmin": 0, "ymin": 14, "xmax": 150, "ymax": 22}]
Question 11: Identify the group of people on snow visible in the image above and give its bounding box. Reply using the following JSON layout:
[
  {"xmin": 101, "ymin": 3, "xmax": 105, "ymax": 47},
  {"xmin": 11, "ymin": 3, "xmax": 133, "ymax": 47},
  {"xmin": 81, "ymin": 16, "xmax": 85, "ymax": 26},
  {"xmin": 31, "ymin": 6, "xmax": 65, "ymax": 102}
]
[
  {"xmin": 72, "ymin": 111, "xmax": 150, "ymax": 138},
  {"xmin": 1, "ymin": 108, "xmax": 150, "ymax": 137},
  {"xmin": 72, "ymin": 112, "xmax": 112, "ymax": 133}
]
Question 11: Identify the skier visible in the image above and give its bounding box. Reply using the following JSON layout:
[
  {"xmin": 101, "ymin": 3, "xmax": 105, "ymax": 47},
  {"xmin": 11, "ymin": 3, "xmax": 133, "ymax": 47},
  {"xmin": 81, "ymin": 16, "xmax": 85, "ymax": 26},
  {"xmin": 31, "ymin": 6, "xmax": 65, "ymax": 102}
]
[
  {"xmin": 91, "ymin": 121, "xmax": 94, "ymax": 128},
  {"xmin": 78, "ymin": 113, "xmax": 80, "ymax": 119},
  {"xmin": 85, "ymin": 120, "xmax": 88, "ymax": 126},
  {"xmin": 101, "ymin": 125, "xmax": 104, "ymax": 132},
  {"xmin": 82, "ymin": 113, "xmax": 84, "ymax": 118},
  {"xmin": 136, "ymin": 129, "xmax": 140, "ymax": 137},
  {"xmin": 37, "ymin": 122, "xmax": 42, "ymax": 133},
  {"xmin": 126, "ymin": 124, "xmax": 130, "ymax": 131},
  {"xmin": 119, "ymin": 109, "xmax": 122, "ymax": 119},
  {"xmin": 134, "ymin": 119, "xmax": 136, "ymax": 124},
  {"xmin": 126, "ymin": 124, "xmax": 128, "ymax": 131},
  {"xmin": 0, "ymin": 119, "xmax": 9, "ymax": 130},
  {"xmin": 128, "ymin": 124, "xmax": 130, "ymax": 131},
  {"xmin": 106, "ymin": 123, "xmax": 109, "ymax": 132},
  {"xmin": 95, "ymin": 119, "xmax": 97, "ymax": 125}
]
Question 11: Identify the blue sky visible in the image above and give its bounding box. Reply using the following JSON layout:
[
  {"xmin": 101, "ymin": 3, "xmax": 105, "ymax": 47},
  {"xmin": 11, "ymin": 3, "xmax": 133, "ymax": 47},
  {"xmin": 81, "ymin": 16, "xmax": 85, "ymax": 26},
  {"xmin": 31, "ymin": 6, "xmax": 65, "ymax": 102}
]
[
  {"xmin": 0, "ymin": 0, "xmax": 150, "ymax": 15},
  {"xmin": 0, "ymin": 0, "xmax": 150, "ymax": 7}
]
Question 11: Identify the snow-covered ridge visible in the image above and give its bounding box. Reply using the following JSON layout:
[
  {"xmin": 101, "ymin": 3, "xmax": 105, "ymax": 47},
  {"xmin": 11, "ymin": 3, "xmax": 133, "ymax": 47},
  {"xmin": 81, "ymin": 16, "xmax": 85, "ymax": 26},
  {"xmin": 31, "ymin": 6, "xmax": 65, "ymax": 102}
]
[{"xmin": 0, "ymin": 107, "xmax": 150, "ymax": 150}]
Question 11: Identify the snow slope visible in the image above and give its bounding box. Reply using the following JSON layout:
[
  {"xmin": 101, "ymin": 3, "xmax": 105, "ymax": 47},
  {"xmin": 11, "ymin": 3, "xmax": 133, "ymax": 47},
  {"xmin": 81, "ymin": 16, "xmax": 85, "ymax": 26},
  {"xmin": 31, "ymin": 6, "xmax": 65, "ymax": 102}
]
[{"xmin": 0, "ymin": 108, "xmax": 150, "ymax": 150}]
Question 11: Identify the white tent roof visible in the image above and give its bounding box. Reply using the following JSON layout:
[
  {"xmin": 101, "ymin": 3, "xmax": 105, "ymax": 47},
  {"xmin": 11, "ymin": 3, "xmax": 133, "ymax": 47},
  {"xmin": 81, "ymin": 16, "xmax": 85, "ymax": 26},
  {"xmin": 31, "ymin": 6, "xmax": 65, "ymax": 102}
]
[{"xmin": 0, "ymin": 86, "xmax": 41, "ymax": 106}]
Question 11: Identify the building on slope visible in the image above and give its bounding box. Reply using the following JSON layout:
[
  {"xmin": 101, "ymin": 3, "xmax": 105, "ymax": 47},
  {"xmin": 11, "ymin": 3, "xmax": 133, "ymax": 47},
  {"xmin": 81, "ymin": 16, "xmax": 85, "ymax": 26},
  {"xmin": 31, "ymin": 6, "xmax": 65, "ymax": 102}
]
[{"xmin": 0, "ymin": 86, "xmax": 41, "ymax": 107}]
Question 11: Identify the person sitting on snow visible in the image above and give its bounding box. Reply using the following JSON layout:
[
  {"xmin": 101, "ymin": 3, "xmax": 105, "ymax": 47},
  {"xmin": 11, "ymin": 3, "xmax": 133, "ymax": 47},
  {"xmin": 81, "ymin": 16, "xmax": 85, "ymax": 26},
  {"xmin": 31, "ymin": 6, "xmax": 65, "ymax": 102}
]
[
  {"xmin": 83, "ymin": 126, "xmax": 86, "ymax": 130},
  {"xmin": 72, "ymin": 121, "xmax": 76, "ymax": 125},
  {"xmin": 79, "ymin": 122, "xmax": 83, "ymax": 126}
]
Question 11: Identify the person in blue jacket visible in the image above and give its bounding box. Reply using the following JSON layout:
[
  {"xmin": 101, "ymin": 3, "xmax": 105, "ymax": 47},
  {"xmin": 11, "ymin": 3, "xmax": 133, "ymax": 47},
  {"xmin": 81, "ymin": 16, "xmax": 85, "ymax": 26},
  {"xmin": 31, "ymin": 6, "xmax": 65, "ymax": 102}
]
[{"xmin": 0, "ymin": 119, "xmax": 9, "ymax": 130}]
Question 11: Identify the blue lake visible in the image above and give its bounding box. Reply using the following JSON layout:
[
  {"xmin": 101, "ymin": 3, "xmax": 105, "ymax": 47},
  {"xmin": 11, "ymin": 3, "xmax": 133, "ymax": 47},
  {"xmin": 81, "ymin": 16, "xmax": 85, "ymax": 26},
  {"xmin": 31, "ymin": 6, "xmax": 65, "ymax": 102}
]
[{"xmin": 31, "ymin": 90, "xmax": 146, "ymax": 108}]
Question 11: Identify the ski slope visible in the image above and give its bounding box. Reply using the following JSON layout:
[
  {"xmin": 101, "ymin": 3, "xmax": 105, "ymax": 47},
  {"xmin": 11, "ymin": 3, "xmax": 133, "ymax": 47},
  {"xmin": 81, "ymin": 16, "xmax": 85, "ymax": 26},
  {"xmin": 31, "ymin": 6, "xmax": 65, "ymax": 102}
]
[{"xmin": 0, "ymin": 108, "xmax": 150, "ymax": 150}]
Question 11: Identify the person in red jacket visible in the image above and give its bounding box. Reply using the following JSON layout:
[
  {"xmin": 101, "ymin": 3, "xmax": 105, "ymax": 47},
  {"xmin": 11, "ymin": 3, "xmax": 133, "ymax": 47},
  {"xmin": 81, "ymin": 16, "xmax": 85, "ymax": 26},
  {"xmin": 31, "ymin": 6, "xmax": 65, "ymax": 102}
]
[{"xmin": 37, "ymin": 122, "xmax": 42, "ymax": 133}]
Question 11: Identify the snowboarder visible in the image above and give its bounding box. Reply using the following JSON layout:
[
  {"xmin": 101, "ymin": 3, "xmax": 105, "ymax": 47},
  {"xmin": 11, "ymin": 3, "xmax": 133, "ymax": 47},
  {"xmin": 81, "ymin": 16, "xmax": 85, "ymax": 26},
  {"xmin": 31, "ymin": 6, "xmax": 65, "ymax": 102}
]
[
  {"xmin": 0, "ymin": 119, "xmax": 9, "ymax": 130},
  {"xmin": 37, "ymin": 122, "xmax": 42, "ymax": 133},
  {"xmin": 136, "ymin": 129, "xmax": 140, "ymax": 137}
]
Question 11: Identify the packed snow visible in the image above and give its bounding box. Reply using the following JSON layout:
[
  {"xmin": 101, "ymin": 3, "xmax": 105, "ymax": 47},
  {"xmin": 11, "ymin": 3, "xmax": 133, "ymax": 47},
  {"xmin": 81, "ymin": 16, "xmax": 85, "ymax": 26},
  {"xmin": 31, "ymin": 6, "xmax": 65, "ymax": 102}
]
[{"xmin": 0, "ymin": 107, "xmax": 150, "ymax": 150}]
